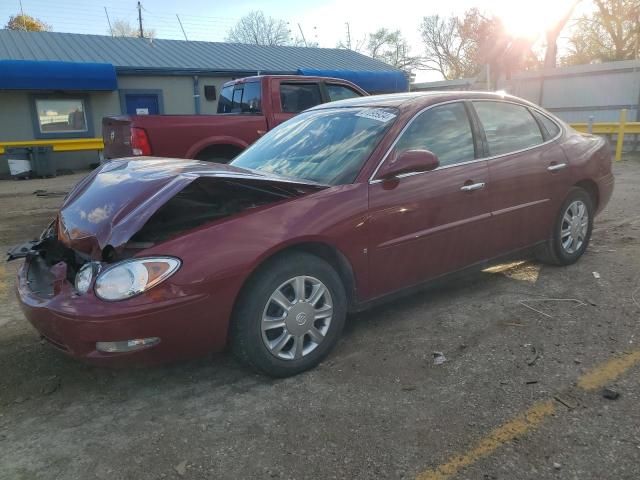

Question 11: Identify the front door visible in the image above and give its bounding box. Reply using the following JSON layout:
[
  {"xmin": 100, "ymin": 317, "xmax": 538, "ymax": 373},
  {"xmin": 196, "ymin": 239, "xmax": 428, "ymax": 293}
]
[
  {"xmin": 367, "ymin": 102, "xmax": 492, "ymax": 298},
  {"xmin": 125, "ymin": 94, "xmax": 160, "ymax": 115}
]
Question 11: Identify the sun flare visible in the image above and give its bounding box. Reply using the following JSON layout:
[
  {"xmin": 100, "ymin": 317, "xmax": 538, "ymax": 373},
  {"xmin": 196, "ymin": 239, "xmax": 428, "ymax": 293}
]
[{"xmin": 494, "ymin": 0, "xmax": 578, "ymax": 39}]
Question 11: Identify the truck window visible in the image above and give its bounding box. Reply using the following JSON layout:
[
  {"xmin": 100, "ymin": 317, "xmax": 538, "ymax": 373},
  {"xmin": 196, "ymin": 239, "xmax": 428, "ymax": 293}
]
[
  {"xmin": 280, "ymin": 83, "xmax": 322, "ymax": 113},
  {"xmin": 326, "ymin": 84, "xmax": 361, "ymax": 102},
  {"xmin": 218, "ymin": 85, "xmax": 234, "ymax": 113},
  {"xmin": 217, "ymin": 82, "xmax": 262, "ymax": 114},
  {"xmin": 240, "ymin": 82, "xmax": 261, "ymax": 113}
]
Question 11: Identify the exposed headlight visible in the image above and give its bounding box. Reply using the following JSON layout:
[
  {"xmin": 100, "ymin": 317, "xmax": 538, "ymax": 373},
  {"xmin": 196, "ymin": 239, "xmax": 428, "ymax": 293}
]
[
  {"xmin": 94, "ymin": 257, "xmax": 181, "ymax": 301},
  {"xmin": 75, "ymin": 262, "xmax": 101, "ymax": 295}
]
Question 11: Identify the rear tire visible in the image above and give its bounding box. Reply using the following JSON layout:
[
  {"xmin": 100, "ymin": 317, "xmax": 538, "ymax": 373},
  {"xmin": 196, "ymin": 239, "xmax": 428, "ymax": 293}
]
[
  {"xmin": 537, "ymin": 187, "xmax": 594, "ymax": 266},
  {"xmin": 230, "ymin": 253, "xmax": 347, "ymax": 377}
]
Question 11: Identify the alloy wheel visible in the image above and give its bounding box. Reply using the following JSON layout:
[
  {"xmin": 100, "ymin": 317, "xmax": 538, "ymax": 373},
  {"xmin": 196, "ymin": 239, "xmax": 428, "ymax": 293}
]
[
  {"xmin": 261, "ymin": 276, "xmax": 333, "ymax": 360},
  {"xmin": 560, "ymin": 200, "xmax": 589, "ymax": 254}
]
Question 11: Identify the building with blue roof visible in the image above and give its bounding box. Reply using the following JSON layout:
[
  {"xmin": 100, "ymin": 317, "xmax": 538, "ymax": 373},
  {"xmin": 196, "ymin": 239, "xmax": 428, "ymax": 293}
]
[{"xmin": 0, "ymin": 29, "xmax": 407, "ymax": 176}]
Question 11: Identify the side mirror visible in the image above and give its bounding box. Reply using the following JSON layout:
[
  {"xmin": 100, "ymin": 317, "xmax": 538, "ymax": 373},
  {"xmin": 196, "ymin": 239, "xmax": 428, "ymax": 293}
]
[{"xmin": 376, "ymin": 149, "xmax": 440, "ymax": 180}]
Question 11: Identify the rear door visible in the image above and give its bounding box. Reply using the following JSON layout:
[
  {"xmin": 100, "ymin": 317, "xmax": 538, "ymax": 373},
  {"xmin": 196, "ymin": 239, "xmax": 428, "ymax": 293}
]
[
  {"xmin": 367, "ymin": 102, "xmax": 492, "ymax": 298},
  {"xmin": 471, "ymin": 100, "xmax": 570, "ymax": 256}
]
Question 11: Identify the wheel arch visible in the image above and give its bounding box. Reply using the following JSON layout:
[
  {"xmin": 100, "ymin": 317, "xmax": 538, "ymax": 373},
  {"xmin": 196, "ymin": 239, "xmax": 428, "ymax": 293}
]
[
  {"xmin": 573, "ymin": 179, "xmax": 599, "ymax": 210},
  {"xmin": 193, "ymin": 143, "xmax": 245, "ymax": 161},
  {"xmin": 232, "ymin": 241, "xmax": 359, "ymax": 317},
  {"xmin": 185, "ymin": 136, "xmax": 248, "ymax": 159}
]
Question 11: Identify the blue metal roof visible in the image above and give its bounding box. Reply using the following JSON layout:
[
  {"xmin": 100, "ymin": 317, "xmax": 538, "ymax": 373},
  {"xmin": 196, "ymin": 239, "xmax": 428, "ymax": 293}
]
[
  {"xmin": 0, "ymin": 30, "xmax": 401, "ymax": 76},
  {"xmin": 297, "ymin": 68, "xmax": 408, "ymax": 93},
  {"xmin": 0, "ymin": 59, "xmax": 117, "ymax": 90}
]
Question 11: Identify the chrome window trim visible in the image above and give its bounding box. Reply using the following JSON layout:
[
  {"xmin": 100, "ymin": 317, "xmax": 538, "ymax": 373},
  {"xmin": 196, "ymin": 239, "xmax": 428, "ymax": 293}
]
[
  {"xmin": 471, "ymin": 99, "xmax": 564, "ymax": 161},
  {"xmin": 368, "ymin": 98, "xmax": 564, "ymax": 185}
]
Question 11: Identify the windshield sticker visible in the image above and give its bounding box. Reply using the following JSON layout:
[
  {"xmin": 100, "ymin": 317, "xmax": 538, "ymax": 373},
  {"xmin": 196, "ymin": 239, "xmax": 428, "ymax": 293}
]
[{"xmin": 355, "ymin": 109, "xmax": 397, "ymax": 123}]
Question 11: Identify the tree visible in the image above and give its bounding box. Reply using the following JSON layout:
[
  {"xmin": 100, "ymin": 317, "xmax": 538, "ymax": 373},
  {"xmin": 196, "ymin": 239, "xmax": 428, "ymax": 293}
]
[
  {"xmin": 419, "ymin": 9, "xmax": 540, "ymax": 83},
  {"xmin": 544, "ymin": 0, "xmax": 581, "ymax": 68},
  {"xmin": 5, "ymin": 13, "xmax": 51, "ymax": 31},
  {"xmin": 419, "ymin": 9, "xmax": 501, "ymax": 79},
  {"xmin": 226, "ymin": 11, "xmax": 291, "ymax": 46},
  {"xmin": 564, "ymin": 0, "xmax": 640, "ymax": 65},
  {"xmin": 109, "ymin": 19, "xmax": 155, "ymax": 38},
  {"xmin": 365, "ymin": 28, "xmax": 421, "ymax": 74}
]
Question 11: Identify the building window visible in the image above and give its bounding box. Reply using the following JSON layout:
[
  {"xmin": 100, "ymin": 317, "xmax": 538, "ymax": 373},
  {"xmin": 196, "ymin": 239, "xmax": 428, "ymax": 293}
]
[{"xmin": 31, "ymin": 96, "xmax": 93, "ymax": 139}]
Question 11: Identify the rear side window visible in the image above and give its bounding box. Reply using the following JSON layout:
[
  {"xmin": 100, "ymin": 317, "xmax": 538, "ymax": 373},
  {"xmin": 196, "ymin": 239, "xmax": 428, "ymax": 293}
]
[
  {"xmin": 280, "ymin": 83, "xmax": 323, "ymax": 113},
  {"xmin": 531, "ymin": 109, "xmax": 561, "ymax": 139},
  {"xmin": 217, "ymin": 85, "xmax": 234, "ymax": 113},
  {"xmin": 216, "ymin": 82, "xmax": 261, "ymax": 114},
  {"xmin": 473, "ymin": 101, "xmax": 544, "ymax": 156},
  {"xmin": 326, "ymin": 84, "xmax": 361, "ymax": 102},
  {"xmin": 395, "ymin": 102, "xmax": 475, "ymax": 167}
]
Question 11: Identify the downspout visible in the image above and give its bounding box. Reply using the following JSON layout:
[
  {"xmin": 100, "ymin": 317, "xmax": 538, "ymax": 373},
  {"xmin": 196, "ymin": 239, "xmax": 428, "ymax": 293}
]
[{"xmin": 193, "ymin": 75, "xmax": 201, "ymax": 114}]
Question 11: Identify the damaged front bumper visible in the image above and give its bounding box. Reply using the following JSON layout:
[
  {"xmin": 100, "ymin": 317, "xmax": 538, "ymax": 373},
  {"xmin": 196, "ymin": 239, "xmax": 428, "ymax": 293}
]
[{"xmin": 12, "ymin": 242, "xmax": 221, "ymax": 366}]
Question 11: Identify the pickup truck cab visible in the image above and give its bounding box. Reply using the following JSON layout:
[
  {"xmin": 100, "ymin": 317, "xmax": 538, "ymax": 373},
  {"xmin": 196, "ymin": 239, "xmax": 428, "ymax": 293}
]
[{"xmin": 102, "ymin": 75, "xmax": 367, "ymax": 162}]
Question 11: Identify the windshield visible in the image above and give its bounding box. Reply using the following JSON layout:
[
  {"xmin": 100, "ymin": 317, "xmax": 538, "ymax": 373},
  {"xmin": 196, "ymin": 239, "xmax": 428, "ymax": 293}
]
[{"xmin": 230, "ymin": 107, "xmax": 398, "ymax": 185}]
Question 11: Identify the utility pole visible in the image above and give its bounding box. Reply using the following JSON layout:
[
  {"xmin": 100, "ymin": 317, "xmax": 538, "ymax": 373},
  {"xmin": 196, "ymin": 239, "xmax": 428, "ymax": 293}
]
[
  {"xmin": 177, "ymin": 14, "xmax": 188, "ymax": 41},
  {"xmin": 104, "ymin": 7, "xmax": 114, "ymax": 36},
  {"xmin": 137, "ymin": 1, "xmax": 144, "ymax": 38},
  {"xmin": 345, "ymin": 22, "xmax": 351, "ymax": 50},
  {"xmin": 297, "ymin": 23, "xmax": 307, "ymax": 47},
  {"xmin": 19, "ymin": 0, "xmax": 27, "ymax": 31}
]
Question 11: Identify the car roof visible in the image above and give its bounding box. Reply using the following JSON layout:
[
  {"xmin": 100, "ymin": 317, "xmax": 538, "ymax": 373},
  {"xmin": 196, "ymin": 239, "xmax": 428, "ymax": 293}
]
[{"xmin": 308, "ymin": 90, "xmax": 538, "ymax": 112}]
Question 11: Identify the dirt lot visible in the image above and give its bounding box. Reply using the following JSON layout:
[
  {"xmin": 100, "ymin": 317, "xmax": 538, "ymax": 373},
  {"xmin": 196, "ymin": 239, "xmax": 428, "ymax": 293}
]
[{"xmin": 1, "ymin": 158, "xmax": 639, "ymax": 480}]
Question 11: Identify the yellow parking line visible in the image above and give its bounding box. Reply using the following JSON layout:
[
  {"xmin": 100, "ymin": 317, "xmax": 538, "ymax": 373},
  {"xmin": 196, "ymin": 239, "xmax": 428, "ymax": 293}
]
[
  {"xmin": 577, "ymin": 350, "xmax": 640, "ymax": 391},
  {"xmin": 415, "ymin": 401, "xmax": 556, "ymax": 480},
  {"xmin": 0, "ymin": 265, "xmax": 6, "ymax": 296},
  {"xmin": 415, "ymin": 348, "xmax": 640, "ymax": 480}
]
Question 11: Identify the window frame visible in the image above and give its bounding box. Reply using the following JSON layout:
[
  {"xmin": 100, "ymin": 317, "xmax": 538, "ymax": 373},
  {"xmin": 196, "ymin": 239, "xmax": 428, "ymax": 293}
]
[
  {"xmin": 470, "ymin": 99, "xmax": 564, "ymax": 160},
  {"xmin": 369, "ymin": 100, "xmax": 482, "ymax": 183},
  {"xmin": 369, "ymin": 98, "xmax": 565, "ymax": 184},
  {"xmin": 30, "ymin": 94, "xmax": 94, "ymax": 139},
  {"xmin": 216, "ymin": 81, "xmax": 262, "ymax": 115},
  {"xmin": 528, "ymin": 107, "xmax": 562, "ymax": 141}
]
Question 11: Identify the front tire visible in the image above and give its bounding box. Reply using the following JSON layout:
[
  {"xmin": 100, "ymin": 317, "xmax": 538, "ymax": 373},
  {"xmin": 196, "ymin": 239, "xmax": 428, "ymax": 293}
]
[
  {"xmin": 230, "ymin": 253, "xmax": 347, "ymax": 377},
  {"xmin": 538, "ymin": 187, "xmax": 594, "ymax": 266}
]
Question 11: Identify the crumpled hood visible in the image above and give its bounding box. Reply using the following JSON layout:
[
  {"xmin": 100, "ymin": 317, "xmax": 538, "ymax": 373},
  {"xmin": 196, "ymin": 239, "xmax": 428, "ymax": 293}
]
[{"xmin": 57, "ymin": 157, "xmax": 324, "ymax": 257}]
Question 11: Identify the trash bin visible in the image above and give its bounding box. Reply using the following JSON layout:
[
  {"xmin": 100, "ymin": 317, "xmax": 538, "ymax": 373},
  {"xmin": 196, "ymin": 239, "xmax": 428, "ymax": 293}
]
[
  {"xmin": 4, "ymin": 145, "xmax": 56, "ymax": 178},
  {"xmin": 31, "ymin": 146, "xmax": 56, "ymax": 177},
  {"xmin": 5, "ymin": 147, "xmax": 32, "ymax": 179}
]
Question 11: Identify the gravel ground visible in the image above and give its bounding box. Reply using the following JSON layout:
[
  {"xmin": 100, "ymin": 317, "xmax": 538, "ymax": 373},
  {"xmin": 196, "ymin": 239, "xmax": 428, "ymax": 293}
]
[{"xmin": 0, "ymin": 158, "xmax": 639, "ymax": 480}]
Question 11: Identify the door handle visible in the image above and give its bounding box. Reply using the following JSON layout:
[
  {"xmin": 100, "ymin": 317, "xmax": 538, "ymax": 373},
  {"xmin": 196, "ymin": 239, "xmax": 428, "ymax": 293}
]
[
  {"xmin": 547, "ymin": 163, "xmax": 567, "ymax": 172},
  {"xmin": 460, "ymin": 182, "xmax": 486, "ymax": 192}
]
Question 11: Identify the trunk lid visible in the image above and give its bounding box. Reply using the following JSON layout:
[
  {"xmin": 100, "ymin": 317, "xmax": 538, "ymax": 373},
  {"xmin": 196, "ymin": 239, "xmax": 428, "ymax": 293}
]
[
  {"xmin": 102, "ymin": 116, "xmax": 133, "ymax": 160},
  {"xmin": 56, "ymin": 158, "xmax": 325, "ymax": 257}
]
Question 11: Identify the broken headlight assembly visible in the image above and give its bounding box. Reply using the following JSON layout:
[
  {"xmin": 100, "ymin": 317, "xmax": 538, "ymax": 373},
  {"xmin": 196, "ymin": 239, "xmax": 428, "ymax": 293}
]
[
  {"xmin": 93, "ymin": 257, "xmax": 181, "ymax": 301},
  {"xmin": 75, "ymin": 262, "xmax": 101, "ymax": 295}
]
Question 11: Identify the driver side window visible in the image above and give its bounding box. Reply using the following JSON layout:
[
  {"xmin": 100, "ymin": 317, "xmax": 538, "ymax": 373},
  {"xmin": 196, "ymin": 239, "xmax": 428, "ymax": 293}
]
[{"xmin": 395, "ymin": 102, "xmax": 475, "ymax": 167}]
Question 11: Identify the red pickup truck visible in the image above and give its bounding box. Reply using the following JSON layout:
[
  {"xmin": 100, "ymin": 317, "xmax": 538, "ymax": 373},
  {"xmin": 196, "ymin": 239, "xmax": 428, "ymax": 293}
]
[{"xmin": 102, "ymin": 75, "xmax": 367, "ymax": 163}]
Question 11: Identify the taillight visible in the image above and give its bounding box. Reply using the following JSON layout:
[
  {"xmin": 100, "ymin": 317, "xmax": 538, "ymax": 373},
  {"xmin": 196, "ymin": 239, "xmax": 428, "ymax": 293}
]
[{"xmin": 131, "ymin": 127, "xmax": 151, "ymax": 156}]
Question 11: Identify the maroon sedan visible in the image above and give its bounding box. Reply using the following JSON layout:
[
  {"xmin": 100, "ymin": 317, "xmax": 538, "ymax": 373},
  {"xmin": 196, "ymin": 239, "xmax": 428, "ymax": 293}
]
[{"xmin": 10, "ymin": 92, "xmax": 614, "ymax": 377}]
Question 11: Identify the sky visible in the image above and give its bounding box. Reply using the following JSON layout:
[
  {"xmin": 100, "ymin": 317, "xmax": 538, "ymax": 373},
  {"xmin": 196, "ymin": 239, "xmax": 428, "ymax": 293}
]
[{"xmin": 1, "ymin": 0, "xmax": 593, "ymax": 82}]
